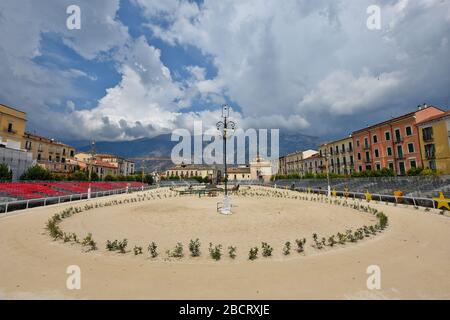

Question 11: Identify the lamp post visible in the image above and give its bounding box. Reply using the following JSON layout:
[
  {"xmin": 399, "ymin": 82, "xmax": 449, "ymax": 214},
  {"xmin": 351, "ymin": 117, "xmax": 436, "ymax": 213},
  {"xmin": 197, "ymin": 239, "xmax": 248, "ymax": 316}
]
[
  {"xmin": 87, "ymin": 140, "xmax": 96, "ymax": 199},
  {"xmin": 323, "ymin": 144, "xmax": 331, "ymax": 197},
  {"xmin": 216, "ymin": 104, "xmax": 236, "ymax": 214}
]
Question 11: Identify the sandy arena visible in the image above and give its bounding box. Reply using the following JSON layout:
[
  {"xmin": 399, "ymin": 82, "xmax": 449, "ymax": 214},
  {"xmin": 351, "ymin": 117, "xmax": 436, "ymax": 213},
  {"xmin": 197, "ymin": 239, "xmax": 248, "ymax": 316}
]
[{"xmin": 0, "ymin": 186, "xmax": 449, "ymax": 299}]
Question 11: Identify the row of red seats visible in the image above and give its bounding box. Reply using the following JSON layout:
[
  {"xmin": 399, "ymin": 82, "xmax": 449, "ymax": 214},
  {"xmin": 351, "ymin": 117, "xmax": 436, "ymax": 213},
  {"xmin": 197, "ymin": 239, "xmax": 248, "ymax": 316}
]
[{"xmin": 0, "ymin": 181, "xmax": 146, "ymax": 201}]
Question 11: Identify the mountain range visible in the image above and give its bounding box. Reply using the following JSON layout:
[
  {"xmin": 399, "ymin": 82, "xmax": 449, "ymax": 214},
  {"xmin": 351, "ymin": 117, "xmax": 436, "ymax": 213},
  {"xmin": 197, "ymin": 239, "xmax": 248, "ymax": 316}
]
[{"xmin": 65, "ymin": 132, "xmax": 323, "ymax": 172}]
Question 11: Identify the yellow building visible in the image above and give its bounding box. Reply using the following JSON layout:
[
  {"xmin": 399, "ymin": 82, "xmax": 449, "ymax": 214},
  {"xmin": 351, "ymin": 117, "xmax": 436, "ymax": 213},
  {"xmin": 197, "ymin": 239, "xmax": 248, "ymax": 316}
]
[
  {"xmin": 318, "ymin": 135, "xmax": 354, "ymax": 175},
  {"xmin": 227, "ymin": 166, "xmax": 252, "ymax": 181},
  {"xmin": 281, "ymin": 149, "xmax": 318, "ymax": 175},
  {"xmin": 23, "ymin": 132, "xmax": 77, "ymax": 176},
  {"xmin": 417, "ymin": 111, "xmax": 450, "ymax": 174},
  {"xmin": 166, "ymin": 163, "xmax": 219, "ymax": 181},
  {"xmin": 0, "ymin": 103, "xmax": 27, "ymax": 149}
]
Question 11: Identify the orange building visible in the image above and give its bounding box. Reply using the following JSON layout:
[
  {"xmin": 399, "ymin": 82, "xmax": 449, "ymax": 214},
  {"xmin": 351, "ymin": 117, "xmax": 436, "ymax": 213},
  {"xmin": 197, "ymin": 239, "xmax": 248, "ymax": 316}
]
[{"xmin": 352, "ymin": 104, "xmax": 445, "ymax": 175}]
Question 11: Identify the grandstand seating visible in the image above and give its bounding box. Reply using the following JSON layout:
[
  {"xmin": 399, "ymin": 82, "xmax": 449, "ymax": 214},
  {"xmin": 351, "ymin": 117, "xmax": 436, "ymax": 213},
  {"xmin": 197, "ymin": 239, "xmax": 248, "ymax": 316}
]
[
  {"xmin": 273, "ymin": 176, "xmax": 450, "ymax": 198},
  {"xmin": 0, "ymin": 181, "xmax": 146, "ymax": 202}
]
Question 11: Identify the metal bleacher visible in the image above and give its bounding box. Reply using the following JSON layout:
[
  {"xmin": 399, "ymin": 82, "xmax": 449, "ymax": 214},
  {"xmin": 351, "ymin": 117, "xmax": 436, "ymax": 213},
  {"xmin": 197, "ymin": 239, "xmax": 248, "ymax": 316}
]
[{"xmin": 273, "ymin": 176, "xmax": 450, "ymax": 198}]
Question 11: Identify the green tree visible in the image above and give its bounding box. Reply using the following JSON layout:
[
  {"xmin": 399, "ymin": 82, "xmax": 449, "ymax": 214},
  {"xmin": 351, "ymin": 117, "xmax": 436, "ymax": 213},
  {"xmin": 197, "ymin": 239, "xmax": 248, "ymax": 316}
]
[
  {"xmin": 104, "ymin": 174, "xmax": 117, "ymax": 181},
  {"xmin": 69, "ymin": 170, "xmax": 88, "ymax": 181},
  {"xmin": 20, "ymin": 165, "xmax": 53, "ymax": 181},
  {"xmin": 0, "ymin": 164, "xmax": 12, "ymax": 181}
]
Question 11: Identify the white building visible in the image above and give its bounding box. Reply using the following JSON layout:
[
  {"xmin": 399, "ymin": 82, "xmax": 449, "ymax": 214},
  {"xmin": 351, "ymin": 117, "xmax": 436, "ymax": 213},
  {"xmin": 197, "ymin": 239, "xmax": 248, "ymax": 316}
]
[{"xmin": 0, "ymin": 142, "xmax": 34, "ymax": 180}]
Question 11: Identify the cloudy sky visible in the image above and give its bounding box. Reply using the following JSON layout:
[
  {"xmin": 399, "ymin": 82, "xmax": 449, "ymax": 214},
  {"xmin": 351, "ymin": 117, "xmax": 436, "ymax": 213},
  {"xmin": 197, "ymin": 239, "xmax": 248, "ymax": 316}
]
[{"xmin": 0, "ymin": 0, "xmax": 448, "ymax": 141}]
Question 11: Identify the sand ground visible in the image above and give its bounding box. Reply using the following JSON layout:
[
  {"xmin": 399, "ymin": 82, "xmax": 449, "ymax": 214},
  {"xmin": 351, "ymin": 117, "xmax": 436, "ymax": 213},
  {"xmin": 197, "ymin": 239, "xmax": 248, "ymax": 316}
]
[{"xmin": 0, "ymin": 187, "xmax": 449, "ymax": 299}]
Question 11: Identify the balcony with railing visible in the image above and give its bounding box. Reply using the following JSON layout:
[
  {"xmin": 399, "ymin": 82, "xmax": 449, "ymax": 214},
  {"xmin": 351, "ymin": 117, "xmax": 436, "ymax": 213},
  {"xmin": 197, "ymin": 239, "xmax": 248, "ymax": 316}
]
[
  {"xmin": 394, "ymin": 136, "xmax": 403, "ymax": 144},
  {"xmin": 363, "ymin": 144, "xmax": 371, "ymax": 150}
]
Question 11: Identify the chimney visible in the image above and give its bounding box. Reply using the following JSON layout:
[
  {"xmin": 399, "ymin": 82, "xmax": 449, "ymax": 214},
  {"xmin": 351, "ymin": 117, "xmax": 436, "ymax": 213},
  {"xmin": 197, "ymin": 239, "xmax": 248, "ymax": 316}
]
[{"xmin": 423, "ymin": 103, "xmax": 428, "ymax": 109}]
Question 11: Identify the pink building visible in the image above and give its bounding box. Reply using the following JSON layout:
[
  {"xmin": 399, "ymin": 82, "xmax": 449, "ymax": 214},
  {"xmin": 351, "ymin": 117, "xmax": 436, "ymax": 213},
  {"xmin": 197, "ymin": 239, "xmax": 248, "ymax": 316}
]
[{"xmin": 352, "ymin": 105, "xmax": 445, "ymax": 175}]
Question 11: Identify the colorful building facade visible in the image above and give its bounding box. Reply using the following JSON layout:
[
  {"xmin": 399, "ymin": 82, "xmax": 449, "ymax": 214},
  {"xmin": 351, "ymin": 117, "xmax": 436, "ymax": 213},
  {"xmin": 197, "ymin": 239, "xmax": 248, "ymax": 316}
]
[
  {"xmin": 352, "ymin": 105, "xmax": 444, "ymax": 175},
  {"xmin": 318, "ymin": 135, "xmax": 354, "ymax": 175},
  {"xmin": 417, "ymin": 111, "xmax": 450, "ymax": 174}
]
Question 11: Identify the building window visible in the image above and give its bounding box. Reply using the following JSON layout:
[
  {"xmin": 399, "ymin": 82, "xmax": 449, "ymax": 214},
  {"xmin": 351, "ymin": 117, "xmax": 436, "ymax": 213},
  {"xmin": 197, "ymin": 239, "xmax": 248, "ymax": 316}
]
[
  {"xmin": 49, "ymin": 155, "xmax": 52, "ymax": 162},
  {"xmin": 37, "ymin": 154, "xmax": 41, "ymax": 161},
  {"xmin": 422, "ymin": 127, "xmax": 433, "ymax": 141},
  {"xmin": 7, "ymin": 122, "xmax": 13, "ymax": 133},
  {"xmin": 428, "ymin": 160, "xmax": 436, "ymax": 170},
  {"xmin": 364, "ymin": 137, "xmax": 369, "ymax": 148},
  {"xmin": 397, "ymin": 145, "xmax": 404, "ymax": 158},
  {"xmin": 358, "ymin": 165, "xmax": 362, "ymax": 172},
  {"xmin": 410, "ymin": 160, "xmax": 417, "ymax": 168},
  {"xmin": 376, "ymin": 163, "xmax": 381, "ymax": 170},
  {"xmin": 25, "ymin": 141, "xmax": 32, "ymax": 150},
  {"xmin": 424, "ymin": 144, "xmax": 436, "ymax": 159},
  {"xmin": 387, "ymin": 146, "xmax": 392, "ymax": 156},
  {"xmin": 357, "ymin": 153, "xmax": 361, "ymax": 160},
  {"xmin": 373, "ymin": 135, "xmax": 378, "ymax": 143},
  {"xmin": 395, "ymin": 129, "xmax": 402, "ymax": 142},
  {"xmin": 356, "ymin": 139, "xmax": 360, "ymax": 147},
  {"xmin": 365, "ymin": 151, "xmax": 370, "ymax": 162},
  {"xmin": 388, "ymin": 162, "xmax": 394, "ymax": 170},
  {"xmin": 406, "ymin": 126, "xmax": 413, "ymax": 136},
  {"xmin": 407, "ymin": 143, "xmax": 414, "ymax": 153},
  {"xmin": 374, "ymin": 149, "xmax": 379, "ymax": 157},
  {"xmin": 385, "ymin": 131, "xmax": 391, "ymax": 141}
]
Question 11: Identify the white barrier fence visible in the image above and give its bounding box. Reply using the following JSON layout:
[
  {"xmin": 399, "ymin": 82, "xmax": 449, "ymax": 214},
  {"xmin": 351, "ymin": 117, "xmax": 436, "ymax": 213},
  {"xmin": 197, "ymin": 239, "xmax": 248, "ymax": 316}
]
[
  {"xmin": 0, "ymin": 185, "xmax": 157, "ymax": 214},
  {"xmin": 0, "ymin": 183, "xmax": 446, "ymax": 215}
]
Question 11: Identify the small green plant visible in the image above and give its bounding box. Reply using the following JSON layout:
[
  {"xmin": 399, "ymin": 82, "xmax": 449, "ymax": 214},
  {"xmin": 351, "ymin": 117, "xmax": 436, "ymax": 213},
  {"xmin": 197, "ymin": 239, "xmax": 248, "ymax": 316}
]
[
  {"xmin": 228, "ymin": 246, "xmax": 237, "ymax": 259},
  {"xmin": 189, "ymin": 238, "xmax": 201, "ymax": 257},
  {"xmin": 261, "ymin": 242, "xmax": 273, "ymax": 257},
  {"xmin": 133, "ymin": 246, "xmax": 143, "ymax": 255},
  {"xmin": 295, "ymin": 238, "xmax": 306, "ymax": 252},
  {"xmin": 117, "ymin": 239, "xmax": 128, "ymax": 253},
  {"xmin": 63, "ymin": 232, "xmax": 71, "ymax": 243},
  {"xmin": 248, "ymin": 247, "xmax": 258, "ymax": 260},
  {"xmin": 337, "ymin": 232, "xmax": 346, "ymax": 245},
  {"xmin": 46, "ymin": 219, "xmax": 63, "ymax": 240},
  {"xmin": 148, "ymin": 242, "xmax": 158, "ymax": 258},
  {"xmin": 106, "ymin": 240, "xmax": 118, "ymax": 251},
  {"xmin": 376, "ymin": 212, "xmax": 388, "ymax": 229},
  {"xmin": 81, "ymin": 233, "xmax": 97, "ymax": 251},
  {"xmin": 327, "ymin": 235, "xmax": 336, "ymax": 247},
  {"xmin": 208, "ymin": 243, "xmax": 222, "ymax": 261},
  {"xmin": 167, "ymin": 242, "xmax": 184, "ymax": 258},
  {"xmin": 70, "ymin": 233, "xmax": 79, "ymax": 243},
  {"xmin": 283, "ymin": 241, "xmax": 291, "ymax": 255}
]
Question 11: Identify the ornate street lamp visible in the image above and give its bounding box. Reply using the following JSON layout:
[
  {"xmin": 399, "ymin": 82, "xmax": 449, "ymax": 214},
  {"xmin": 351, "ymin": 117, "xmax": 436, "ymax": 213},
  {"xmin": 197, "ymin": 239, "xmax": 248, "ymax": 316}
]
[
  {"xmin": 216, "ymin": 104, "xmax": 236, "ymax": 214},
  {"xmin": 323, "ymin": 143, "xmax": 331, "ymax": 197}
]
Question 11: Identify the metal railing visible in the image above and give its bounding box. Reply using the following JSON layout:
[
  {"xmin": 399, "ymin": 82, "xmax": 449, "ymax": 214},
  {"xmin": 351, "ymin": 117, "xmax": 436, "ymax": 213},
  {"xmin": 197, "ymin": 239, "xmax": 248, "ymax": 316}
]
[
  {"xmin": 0, "ymin": 185, "xmax": 157, "ymax": 215},
  {"xmin": 271, "ymin": 185, "xmax": 440, "ymax": 209},
  {"xmin": 0, "ymin": 181, "xmax": 447, "ymax": 215}
]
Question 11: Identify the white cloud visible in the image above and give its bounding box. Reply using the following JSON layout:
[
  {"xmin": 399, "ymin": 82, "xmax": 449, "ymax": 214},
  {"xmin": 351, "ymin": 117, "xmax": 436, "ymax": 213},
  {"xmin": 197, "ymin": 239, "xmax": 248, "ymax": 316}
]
[
  {"xmin": 0, "ymin": 0, "xmax": 448, "ymax": 141},
  {"xmin": 298, "ymin": 69, "xmax": 403, "ymax": 115},
  {"xmin": 139, "ymin": 0, "xmax": 449, "ymax": 132}
]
